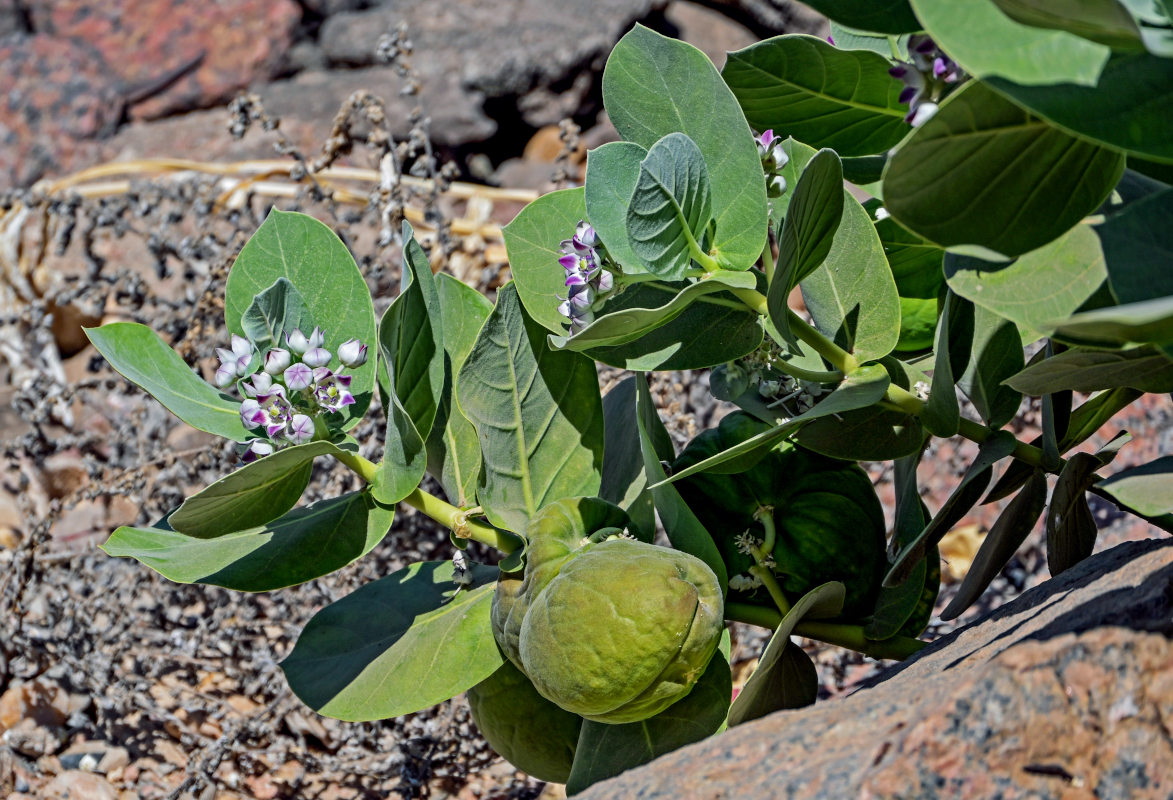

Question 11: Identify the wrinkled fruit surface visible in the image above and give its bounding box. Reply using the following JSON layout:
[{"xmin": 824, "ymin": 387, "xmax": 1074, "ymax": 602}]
[
  {"xmin": 674, "ymin": 412, "xmax": 887, "ymax": 619},
  {"xmin": 492, "ymin": 498, "xmax": 724, "ymax": 725},
  {"xmin": 467, "ymin": 659, "xmax": 582, "ymax": 783}
]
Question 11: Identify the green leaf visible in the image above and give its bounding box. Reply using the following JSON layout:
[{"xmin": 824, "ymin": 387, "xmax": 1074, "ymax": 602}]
[
  {"xmin": 599, "ymin": 377, "xmax": 656, "ymax": 541},
  {"xmin": 920, "ymin": 292, "xmax": 961, "ymax": 438},
  {"xmin": 986, "ymin": 54, "xmax": 1173, "ymax": 162},
  {"xmin": 723, "ymin": 36, "xmax": 910, "ymax": 157},
  {"xmin": 727, "ymin": 583, "xmax": 843, "ymax": 726},
  {"xmin": 1005, "ymin": 346, "xmax": 1173, "ymax": 394},
  {"xmin": 957, "ymin": 304, "xmax": 1025, "ymax": 429},
  {"xmin": 829, "ymin": 23, "xmax": 911, "ymax": 58},
  {"xmin": 1096, "ymin": 456, "xmax": 1173, "ymax": 516},
  {"xmin": 866, "ymin": 449, "xmax": 936, "ymax": 640},
  {"xmin": 281, "ymin": 561, "xmax": 501, "ymax": 721},
  {"xmin": 883, "ymin": 80, "xmax": 1125, "ymax": 259},
  {"xmin": 1046, "ymin": 452, "xmax": 1101, "ymax": 576},
  {"xmin": 426, "ymin": 274, "xmax": 493, "ymax": 508},
  {"xmin": 800, "ymin": 191, "xmax": 902, "ymax": 363},
  {"xmin": 102, "ymin": 491, "xmax": 395, "ymax": 593},
  {"xmin": 769, "ymin": 149, "xmax": 844, "ymax": 342},
  {"xmin": 944, "ymin": 224, "xmax": 1108, "ymax": 334},
  {"xmin": 989, "ymin": 0, "xmax": 1144, "ymax": 48},
  {"xmin": 1046, "ymin": 295, "xmax": 1173, "ymax": 355},
  {"xmin": 240, "ymin": 278, "xmax": 315, "ymax": 354},
  {"xmin": 910, "ymin": 0, "xmax": 1112, "ymax": 86},
  {"xmin": 1099, "ymin": 188, "xmax": 1173, "ymax": 305},
  {"xmin": 584, "ymin": 142, "xmax": 648, "ymax": 273},
  {"xmin": 798, "ymin": 0, "xmax": 921, "ymax": 33},
  {"xmin": 794, "ymin": 406, "xmax": 925, "ymax": 461},
  {"xmin": 375, "ymin": 225, "xmax": 444, "ymax": 505},
  {"xmin": 457, "ymin": 284, "xmax": 603, "ymax": 533},
  {"xmin": 225, "ymin": 210, "xmax": 377, "ymax": 429},
  {"xmin": 636, "ymin": 377, "xmax": 727, "ymax": 593},
  {"xmin": 886, "ymin": 431, "xmax": 1018, "ymax": 586},
  {"xmin": 504, "ymin": 187, "xmax": 587, "ymax": 335},
  {"xmin": 603, "ymin": 25, "xmax": 767, "ymax": 271},
  {"xmin": 875, "ymin": 214, "xmax": 946, "ymax": 299},
  {"xmin": 551, "ymin": 273, "xmax": 757, "ymax": 352},
  {"xmin": 169, "ymin": 441, "xmax": 348, "ymax": 537},
  {"xmin": 941, "ymin": 469, "xmax": 1048, "ymax": 619},
  {"xmin": 84, "ymin": 322, "xmax": 250, "ymax": 442},
  {"xmin": 658, "ymin": 364, "xmax": 892, "ymax": 486},
  {"xmin": 571, "ymin": 281, "xmax": 763, "ymax": 371},
  {"xmin": 626, "ymin": 133, "xmax": 714, "ymax": 279},
  {"xmin": 566, "ymin": 653, "xmax": 732, "ymax": 795}
]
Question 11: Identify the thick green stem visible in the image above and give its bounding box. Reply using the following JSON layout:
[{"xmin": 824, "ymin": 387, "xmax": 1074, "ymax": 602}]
[
  {"xmin": 786, "ymin": 309, "xmax": 860, "ymax": 374},
  {"xmin": 729, "ymin": 285, "xmax": 769, "ymax": 316},
  {"xmin": 772, "ymin": 359, "xmax": 844, "ymax": 385},
  {"xmin": 748, "ymin": 565, "xmax": 792, "ymax": 617},
  {"xmin": 332, "ymin": 451, "xmax": 521, "ymax": 553},
  {"xmin": 724, "ymin": 603, "xmax": 927, "ymax": 661}
]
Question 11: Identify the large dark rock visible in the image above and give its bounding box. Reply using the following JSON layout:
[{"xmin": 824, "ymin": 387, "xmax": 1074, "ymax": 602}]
[
  {"xmin": 579, "ymin": 539, "xmax": 1173, "ymax": 799},
  {"xmin": 319, "ymin": 0, "xmax": 664, "ymax": 129}
]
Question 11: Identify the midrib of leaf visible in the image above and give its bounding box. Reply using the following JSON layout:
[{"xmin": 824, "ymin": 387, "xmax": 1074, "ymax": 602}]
[
  {"xmin": 729, "ymin": 53, "xmax": 905, "ymax": 117},
  {"xmin": 505, "ymin": 325, "xmax": 535, "ymax": 517}
]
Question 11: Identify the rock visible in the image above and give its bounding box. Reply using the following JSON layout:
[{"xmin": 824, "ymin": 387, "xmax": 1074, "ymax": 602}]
[
  {"xmin": 578, "ymin": 539, "xmax": 1173, "ymax": 799},
  {"xmin": 28, "ymin": 0, "xmax": 301, "ymax": 120},
  {"xmin": 0, "ymin": 681, "xmax": 71, "ymax": 732},
  {"xmin": 664, "ymin": 1, "xmax": 756, "ymax": 69},
  {"xmin": 0, "ymin": 34, "xmax": 123, "ymax": 185},
  {"xmin": 0, "ymin": 0, "xmax": 27, "ymax": 37},
  {"xmin": 42, "ymin": 770, "xmax": 118, "ymax": 800},
  {"xmin": 318, "ymin": 0, "xmax": 661, "ymax": 128}
]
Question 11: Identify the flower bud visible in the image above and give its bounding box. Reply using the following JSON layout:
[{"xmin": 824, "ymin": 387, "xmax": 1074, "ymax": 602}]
[
  {"xmin": 263, "ymin": 347, "xmax": 292, "ymax": 375},
  {"xmin": 337, "ymin": 338, "xmax": 368, "ymax": 368},
  {"xmin": 241, "ymin": 439, "xmax": 274, "ymax": 463},
  {"xmin": 242, "ymin": 372, "xmax": 274, "ymax": 397},
  {"xmin": 284, "ymin": 362, "xmax": 314, "ymax": 391},
  {"xmin": 302, "ymin": 347, "xmax": 332, "ymax": 368},
  {"xmin": 240, "ymin": 399, "xmax": 268, "ymax": 430},
  {"xmin": 285, "ymin": 328, "xmax": 309, "ymax": 354},
  {"xmin": 767, "ymin": 174, "xmax": 787, "ymax": 198},
  {"xmin": 286, "ymin": 414, "xmax": 314, "ymax": 444},
  {"xmin": 214, "ymin": 364, "xmax": 236, "ymax": 388}
]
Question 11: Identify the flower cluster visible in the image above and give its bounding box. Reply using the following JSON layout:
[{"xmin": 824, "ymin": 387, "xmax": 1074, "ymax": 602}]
[
  {"xmin": 718, "ymin": 339, "xmax": 830, "ymax": 419},
  {"xmin": 889, "ymin": 35, "xmax": 964, "ymax": 127},
  {"xmin": 756, "ymin": 129, "xmax": 790, "ymax": 198},
  {"xmin": 557, "ymin": 221, "xmax": 616, "ymax": 331},
  {"xmin": 212, "ymin": 327, "xmax": 368, "ymax": 461}
]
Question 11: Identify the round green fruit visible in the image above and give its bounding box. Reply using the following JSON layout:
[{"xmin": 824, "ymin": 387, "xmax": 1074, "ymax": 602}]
[
  {"xmin": 491, "ymin": 498, "xmax": 725, "ymax": 725},
  {"xmin": 467, "ymin": 659, "xmax": 582, "ymax": 783}
]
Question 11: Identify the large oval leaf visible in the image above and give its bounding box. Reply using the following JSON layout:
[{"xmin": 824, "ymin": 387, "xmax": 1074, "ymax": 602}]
[
  {"xmin": 723, "ymin": 35, "xmax": 910, "ymax": 157},
  {"xmin": 986, "ymin": 54, "xmax": 1173, "ymax": 163},
  {"xmin": 988, "ymin": 0, "xmax": 1143, "ymax": 49},
  {"xmin": 797, "ymin": 0, "xmax": 921, "ymax": 33},
  {"xmin": 102, "ymin": 491, "xmax": 394, "ymax": 593},
  {"xmin": 626, "ymin": 133, "xmax": 714, "ymax": 278},
  {"xmin": 503, "ymin": 187, "xmax": 586, "ymax": 335},
  {"xmin": 169, "ymin": 440, "xmax": 350, "ymax": 537},
  {"xmin": 1096, "ymin": 456, "xmax": 1173, "ymax": 517},
  {"xmin": 225, "ymin": 210, "xmax": 377, "ymax": 428},
  {"xmin": 85, "ymin": 322, "xmax": 250, "ymax": 442},
  {"xmin": 457, "ymin": 284, "xmax": 603, "ymax": 533},
  {"xmin": 882, "ymin": 80, "xmax": 1125, "ymax": 258},
  {"xmin": 1005, "ymin": 347, "xmax": 1173, "ymax": 395},
  {"xmin": 281, "ymin": 561, "xmax": 501, "ymax": 721},
  {"xmin": 1098, "ymin": 187, "xmax": 1173, "ymax": 304},
  {"xmin": 910, "ymin": 0, "xmax": 1112, "ymax": 86},
  {"xmin": 375, "ymin": 224, "xmax": 444, "ymax": 505},
  {"xmin": 603, "ymin": 25, "xmax": 767, "ymax": 270},
  {"xmin": 550, "ymin": 273, "xmax": 757, "ymax": 352},
  {"xmin": 426, "ymin": 274, "xmax": 493, "ymax": 508},
  {"xmin": 800, "ymin": 191, "xmax": 901, "ymax": 363},
  {"xmin": 944, "ymin": 223, "xmax": 1107, "ymax": 334},
  {"xmin": 584, "ymin": 141, "xmax": 648, "ymax": 273}
]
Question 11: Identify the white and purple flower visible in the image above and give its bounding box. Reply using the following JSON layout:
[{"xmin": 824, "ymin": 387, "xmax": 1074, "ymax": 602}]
[
  {"xmin": 284, "ymin": 362, "xmax": 314, "ymax": 392},
  {"xmin": 889, "ymin": 36, "xmax": 963, "ymax": 127},
  {"xmin": 215, "ymin": 334, "xmax": 254, "ymax": 383},
  {"xmin": 338, "ymin": 338, "xmax": 368, "ymax": 368},
  {"xmin": 312, "ymin": 367, "xmax": 355, "ymax": 412},
  {"xmin": 263, "ymin": 347, "xmax": 292, "ymax": 375},
  {"xmin": 286, "ymin": 414, "xmax": 315, "ymax": 444},
  {"xmin": 556, "ymin": 220, "xmax": 617, "ymax": 331},
  {"xmin": 241, "ymin": 439, "xmax": 275, "ymax": 463}
]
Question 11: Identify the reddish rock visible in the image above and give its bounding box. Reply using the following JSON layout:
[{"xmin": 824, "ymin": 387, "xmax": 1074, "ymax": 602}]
[
  {"xmin": 28, "ymin": 0, "xmax": 300, "ymax": 120},
  {"xmin": 42, "ymin": 771, "xmax": 118, "ymax": 800},
  {"xmin": 578, "ymin": 539, "xmax": 1173, "ymax": 799},
  {"xmin": 0, "ymin": 34, "xmax": 123, "ymax": 185}
]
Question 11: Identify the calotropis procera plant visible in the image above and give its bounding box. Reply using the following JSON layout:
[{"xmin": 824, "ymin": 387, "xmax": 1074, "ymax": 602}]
[{"xmin": 88, "ymin": 1, "xmax": 1173, "ymax": 791}]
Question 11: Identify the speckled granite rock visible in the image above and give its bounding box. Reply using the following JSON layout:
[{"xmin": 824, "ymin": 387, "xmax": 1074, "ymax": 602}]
[
  {"xmin": 579, "ymin": 538, "xmax": 1173, "ymax": 799},
  {"xmin": 0, "ymin": 34, "xmax": 124, "ymax": 186},
  {"xmin": 27, "ymin": 0, "xmax": 300, "ymax": 119}
]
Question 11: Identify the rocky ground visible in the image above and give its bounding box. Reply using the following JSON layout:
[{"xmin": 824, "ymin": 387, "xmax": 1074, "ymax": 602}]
[{"xmin": 1, "ymin": 1, "xmax": 1170, "ymax": 798}]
